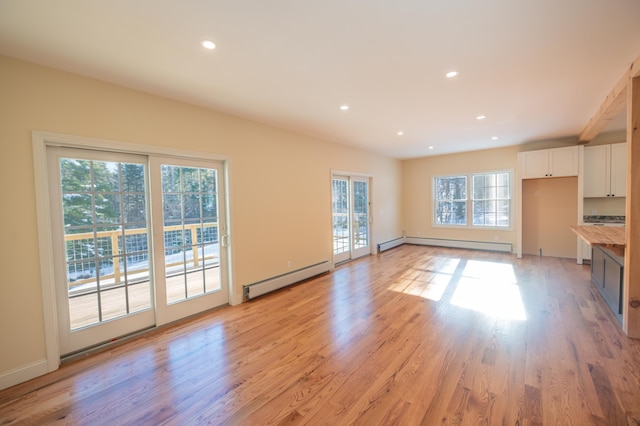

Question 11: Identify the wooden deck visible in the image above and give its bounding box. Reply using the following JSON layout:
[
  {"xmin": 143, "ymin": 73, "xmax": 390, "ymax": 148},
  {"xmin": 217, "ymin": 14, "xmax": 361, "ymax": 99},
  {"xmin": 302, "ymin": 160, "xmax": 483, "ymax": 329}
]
[
  {"xmin": 69, "ymin": 267, "xmax": 220, "ymax": 329},
  {"xmin": 2, "ymin": 245, "xmax": 640, "ymax": 424}
]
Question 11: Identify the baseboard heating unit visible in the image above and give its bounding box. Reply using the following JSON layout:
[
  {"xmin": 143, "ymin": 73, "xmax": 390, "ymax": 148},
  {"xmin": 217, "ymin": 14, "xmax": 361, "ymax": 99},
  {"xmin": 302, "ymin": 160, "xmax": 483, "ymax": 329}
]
[
  {"xmin": 377, "ymin": 237, "xmax": 406, "ymax": 252},
  {"xmin": 243, "ymin": 260, "xmax": 331, "ymax": 301},
  {"xmin": 405, "ymin": 237, "xmax": 512, "ymax": 253}
]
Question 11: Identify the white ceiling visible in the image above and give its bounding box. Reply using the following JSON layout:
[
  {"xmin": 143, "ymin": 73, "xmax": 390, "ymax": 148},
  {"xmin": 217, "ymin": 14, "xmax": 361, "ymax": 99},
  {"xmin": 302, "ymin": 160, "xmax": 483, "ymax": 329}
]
[{"xmin": 1, "ymin": 1, "xmax": 639, "ymax": 159}]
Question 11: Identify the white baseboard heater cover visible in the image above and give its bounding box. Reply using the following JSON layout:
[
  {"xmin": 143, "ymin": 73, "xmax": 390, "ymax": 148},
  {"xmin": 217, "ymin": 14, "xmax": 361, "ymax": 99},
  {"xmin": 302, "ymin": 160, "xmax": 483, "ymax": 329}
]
[
  {"xmin": 405, "ymin": 237, "xmax": 512, "ymax": 253},
  {"xmin": 378, "ymin": 237, "xmax": 406, "ymax": 252},
  {"xmin": 243, "ymin": 260, "xmax": 331, "ymax": 301}
]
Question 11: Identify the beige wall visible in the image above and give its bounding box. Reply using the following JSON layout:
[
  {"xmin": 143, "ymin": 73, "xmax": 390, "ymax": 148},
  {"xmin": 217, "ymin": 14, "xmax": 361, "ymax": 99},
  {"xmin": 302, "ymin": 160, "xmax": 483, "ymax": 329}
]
[
  {"xmin": 522, "ymin": 177, "xmax": 579, "ymax": 258},
  {"xmin": 0, "ymin": 56, "xmax": 402, "ymax": 384},
  {"xmin": 402, "ymin": 145, "xmax": 521, "ymax": 248}
]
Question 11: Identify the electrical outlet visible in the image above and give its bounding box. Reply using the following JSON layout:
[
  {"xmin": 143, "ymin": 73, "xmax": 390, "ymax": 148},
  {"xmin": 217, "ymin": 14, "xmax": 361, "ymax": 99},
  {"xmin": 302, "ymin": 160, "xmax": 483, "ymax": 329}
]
[{"xmin": 287, "ymin": 261, "xmax": 292, "ymax": 269}]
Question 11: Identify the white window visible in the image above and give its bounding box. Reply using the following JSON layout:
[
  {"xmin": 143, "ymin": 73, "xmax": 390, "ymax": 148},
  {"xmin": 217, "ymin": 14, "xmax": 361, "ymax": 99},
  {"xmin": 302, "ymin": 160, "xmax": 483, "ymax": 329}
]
[
  {"xmin": 433, "ymin": 171, "xmax": 511, "ymax": 228},
  {"xmin": 434, "ymin": 175, "xmax": 467, "ymax": 225},
  {"xmin": 472, "ymin": 172, "xmax": 510, "ymax": 227}
]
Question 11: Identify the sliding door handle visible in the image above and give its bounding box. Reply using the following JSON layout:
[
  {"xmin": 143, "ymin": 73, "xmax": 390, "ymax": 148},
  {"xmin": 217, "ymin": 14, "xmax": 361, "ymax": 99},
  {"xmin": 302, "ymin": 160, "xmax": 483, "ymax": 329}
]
[{"xmin": 221, "ymin": 235, "xmax": 229, "ymax": 248}]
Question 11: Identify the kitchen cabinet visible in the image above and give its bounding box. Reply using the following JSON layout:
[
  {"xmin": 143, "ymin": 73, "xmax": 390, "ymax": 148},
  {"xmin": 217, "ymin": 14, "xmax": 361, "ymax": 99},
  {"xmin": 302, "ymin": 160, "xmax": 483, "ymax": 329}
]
[
  {"xmin": 583, "ymin": 143, "xmax": 627, "ymax": 198},
  {"xmin": 591, "ymin": 245, "xmax": 624, "ymax": 322},
  {"xmin": 521, "ymin": 146, "xmax": 579, "ymax": 179}
]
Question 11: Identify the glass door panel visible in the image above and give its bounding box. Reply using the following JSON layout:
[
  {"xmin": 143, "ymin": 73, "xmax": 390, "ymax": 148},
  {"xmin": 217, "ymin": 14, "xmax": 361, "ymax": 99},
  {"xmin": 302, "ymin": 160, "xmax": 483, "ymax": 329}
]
[
  {"xmin": 351, "ymin": 178, "xmax": 370, "ymax": 258},
  {"xmin": 332, "ymin": 176, "xmax": 371, "ymax": 264},
  {"xmin": 48, "ymin": 148, "xmax": 154, "ymax": 355},
  {"xmin": 152, "ymin": 158, "xmax": 228, "ymax": 325},
  {"xmin": 332, "ymin": 177, "xmax": 350, "ymax": 264}
]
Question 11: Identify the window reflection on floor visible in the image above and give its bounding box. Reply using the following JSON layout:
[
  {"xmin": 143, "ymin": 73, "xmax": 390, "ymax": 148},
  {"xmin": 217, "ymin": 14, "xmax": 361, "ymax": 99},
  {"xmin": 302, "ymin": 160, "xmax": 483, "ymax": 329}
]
[
  {"xmin": 389, "ymin": 256, "xmax": 527, "ymax": 321},
  {"xmin": 451, "ymin": 277, "xmax": 526, "ymax": 321},
  {"xmin": 450, "ymin": 259, "xmax": 526, "ymax": 321}
]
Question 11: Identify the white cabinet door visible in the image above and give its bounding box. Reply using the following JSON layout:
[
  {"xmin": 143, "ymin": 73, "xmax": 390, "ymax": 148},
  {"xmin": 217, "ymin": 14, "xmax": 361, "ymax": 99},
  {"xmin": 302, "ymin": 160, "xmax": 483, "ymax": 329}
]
[
  {"xmin": 522, "ymin": 150, "xmax": 551, "ymax": 179},
  {"xmin": 583, "ymin": 143, "xmax": 626, "ymax": 197},
  {"xmin": 521, "ymin": 146, "xmax": 578, "ymax": 179},
  {"xmin": 584, "ymin": 145, "xmax": 609, "ymax": 197},
  {"xmin": 610, "ymin": 143, "xmax": 627, "ymax": 197},
  {"xmin": 549, "ymin": 146, "xmax": 579, "ymax": 177}
]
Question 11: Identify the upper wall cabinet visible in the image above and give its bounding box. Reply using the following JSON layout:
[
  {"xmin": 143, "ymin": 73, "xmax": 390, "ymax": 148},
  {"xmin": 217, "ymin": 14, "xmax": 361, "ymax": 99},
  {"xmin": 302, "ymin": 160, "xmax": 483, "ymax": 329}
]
[
  {"xmin": 584, "ymin": 143, "xmax": 627, "ymax": 198},
  {"xmin": 521, "ymin": 146, "xmax": 579, "ymax": 179}
]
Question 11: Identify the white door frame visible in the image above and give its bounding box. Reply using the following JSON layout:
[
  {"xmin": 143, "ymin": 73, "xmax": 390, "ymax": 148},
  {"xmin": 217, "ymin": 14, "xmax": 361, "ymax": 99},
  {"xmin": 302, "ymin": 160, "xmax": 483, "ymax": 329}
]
[
  {"xmin": 150, "ymin": 156, "xmax": 229, "ymax": 326},
  {"xmin": 330, "ymin": 170, "xmax": 373, "ymax": 267},
  {"xmin": 32, "ymin": 131, "xmax": 235, "ymax": 373},
  {"xmin": 47, "ymin": 147, "xmax": 156, "ymax": 355}
]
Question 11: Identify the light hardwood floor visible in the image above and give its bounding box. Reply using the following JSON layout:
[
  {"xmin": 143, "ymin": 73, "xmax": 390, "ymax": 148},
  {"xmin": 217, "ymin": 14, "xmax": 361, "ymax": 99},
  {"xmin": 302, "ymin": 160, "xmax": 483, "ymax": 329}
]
[{"xmin": 1, "ymin": 245, "xmax": 640, "ymax": 425}]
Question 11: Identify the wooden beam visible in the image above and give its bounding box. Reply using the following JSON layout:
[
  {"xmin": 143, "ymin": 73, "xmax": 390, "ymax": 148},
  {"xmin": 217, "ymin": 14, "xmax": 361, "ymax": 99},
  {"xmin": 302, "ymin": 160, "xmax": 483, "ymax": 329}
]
[
  {"xmin": 579, "ymin": 54, "xmax": 640, "ymax": 143},
  {"xmin": 623, "ymin": 74, "xmax": 640, "ymax": 338},
  {"xmin": 578, "ymin": 69, "xmax": 629, "ymax": 143},
  {"xmin": 632, "ymin": 53, "xmax": 640, "ymax": 78}
]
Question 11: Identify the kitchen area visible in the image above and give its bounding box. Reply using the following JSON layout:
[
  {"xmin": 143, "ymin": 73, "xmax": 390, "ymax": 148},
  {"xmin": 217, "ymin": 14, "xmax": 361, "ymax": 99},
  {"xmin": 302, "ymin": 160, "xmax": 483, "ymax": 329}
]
[
  {"xmin": 573, "ymin": 140, "xmax": 627, "ymax": 322},
  {"xmin": 514, "ymin": 63, "xmax": 640, "ymax": 339},
  {"xmin": 517, "ymin": 137, "xmax": 628, "ymax": 324}
]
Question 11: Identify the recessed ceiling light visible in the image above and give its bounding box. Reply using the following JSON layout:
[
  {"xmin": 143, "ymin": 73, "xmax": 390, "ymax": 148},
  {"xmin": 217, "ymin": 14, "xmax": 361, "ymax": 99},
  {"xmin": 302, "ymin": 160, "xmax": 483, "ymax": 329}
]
[
  {"xmin": 492, "ymin": 136, "xmax": 499, "ymax": 140},
  {"xmin": 340, "ymin": 105, "xmax": 349, "ymax": 111},
  {"xmin": 445, "ymin": 70, "xmax": 459, "ymax": 78},
  {"xmin": 397, "ymin": 131, "xmax": 404, "ymax": 136},
  {"xmin": 428, "ymin": 146, "xmax": 434, "ymax": 150},
  {"xmin": 201, "ymin": 40, "xmax": 216, "ymax": 50},
  {"xmin": 476, "ymin": 115, "xmax": 486, "ymax": 120}
]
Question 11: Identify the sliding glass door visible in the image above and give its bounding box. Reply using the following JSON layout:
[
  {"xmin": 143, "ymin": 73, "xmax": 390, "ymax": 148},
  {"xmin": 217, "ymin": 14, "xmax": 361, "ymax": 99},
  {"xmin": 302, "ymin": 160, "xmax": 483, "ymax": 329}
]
[
  {"xmin": 48, "ymin": 148, "xmax": 155, "ymax": 355},
  {"xmin": 151, "ymin": 157, "xmax": 229, "ymax": 325},
  {"xmin": 48, "ymin": 148, "xmax": 229, "ymax": 355},
  {"xmin": 332, "ymin": 175, "xmax": 371, "ymax": 264}
]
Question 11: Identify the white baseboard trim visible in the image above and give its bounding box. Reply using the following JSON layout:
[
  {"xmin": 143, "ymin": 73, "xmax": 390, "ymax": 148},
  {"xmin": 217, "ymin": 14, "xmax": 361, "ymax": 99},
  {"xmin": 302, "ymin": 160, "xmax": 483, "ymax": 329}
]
[
  {"xmin": 405, "ymin": 237, "xmax": 512, "ymax": 253},
  {"xmin": 0, "ymin": 359, "xmax": 50, "ymax": 391},
  {"xmin": 377, "ymin": 237, "xmax": 406, "ymax": 252}
]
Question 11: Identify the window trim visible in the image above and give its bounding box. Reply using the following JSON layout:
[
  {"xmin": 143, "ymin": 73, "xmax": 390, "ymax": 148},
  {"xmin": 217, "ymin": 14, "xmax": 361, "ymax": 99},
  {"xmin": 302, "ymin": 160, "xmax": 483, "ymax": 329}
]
[{"xmin": 432, "ymin": 170, "xmax": 513, "ymax": 231}]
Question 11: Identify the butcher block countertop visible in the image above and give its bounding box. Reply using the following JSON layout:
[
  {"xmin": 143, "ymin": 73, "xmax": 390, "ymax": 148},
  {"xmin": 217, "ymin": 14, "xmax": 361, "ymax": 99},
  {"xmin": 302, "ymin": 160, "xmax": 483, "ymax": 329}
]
[{"xmin": 571, "ymin": 225, "xmax": 626, "ymax": 256}]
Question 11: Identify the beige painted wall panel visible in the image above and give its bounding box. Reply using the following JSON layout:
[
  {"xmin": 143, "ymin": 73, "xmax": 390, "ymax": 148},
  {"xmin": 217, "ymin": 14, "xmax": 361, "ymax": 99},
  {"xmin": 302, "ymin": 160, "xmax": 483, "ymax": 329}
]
[
  {"xmin": 402, "ymin": 145, "xmax": 520, "ymax": 247},
  {"xmin": 522, "ymin": 177, "xmax": 578, "ymax": 258},
  {"xmin": 0, "ymin": 56, "xmax": 402, "ymax": 379}
]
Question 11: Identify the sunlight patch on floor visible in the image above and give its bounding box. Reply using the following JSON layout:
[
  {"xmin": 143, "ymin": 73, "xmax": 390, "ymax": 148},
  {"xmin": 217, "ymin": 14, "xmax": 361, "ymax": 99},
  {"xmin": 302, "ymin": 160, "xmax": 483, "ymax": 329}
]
[
  {"xmin": 463, "ymin": 260, "xmax": 517, "ymax": 284},
  {"xmin": 388, "ymin": 257, "xmax": 526, "ymax": 320},
  {"xmin": 388, "ymin": 257, "xmax": 460, "ymax": 299},
  {"xmin": 417, "ymin": 273, "xmax": 451, "ymax": 302},
  {"xmin": 450, "ymin": 277, "xmax": 526, "ymax": 320},
  {"xmin": 451, "ymin": 260, "xmax": 526, "ymax": 321}
]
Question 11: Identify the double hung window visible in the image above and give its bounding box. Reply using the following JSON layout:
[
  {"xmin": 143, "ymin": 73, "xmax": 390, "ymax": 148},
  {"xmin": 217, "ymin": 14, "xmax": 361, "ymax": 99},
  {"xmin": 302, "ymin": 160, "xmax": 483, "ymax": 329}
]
[
  {"xmin": 433, "ymin": 171, "xmax": 511, "ymax": 228},
  {"xmin": 434, "ymin": 176, "xmax": 467, "ymax": 225}
]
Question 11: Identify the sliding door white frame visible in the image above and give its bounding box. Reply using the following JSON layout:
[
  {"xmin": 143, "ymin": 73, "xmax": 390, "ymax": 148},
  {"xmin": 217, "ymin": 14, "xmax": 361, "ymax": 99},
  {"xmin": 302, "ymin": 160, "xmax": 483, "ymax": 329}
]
[
  {"xmin": 32, "ymin": 131, "xmax": 235, "ymax": 374},
  {"xmin": 330, "ymin": 170, "xmax": 374, "ymax": 267}
]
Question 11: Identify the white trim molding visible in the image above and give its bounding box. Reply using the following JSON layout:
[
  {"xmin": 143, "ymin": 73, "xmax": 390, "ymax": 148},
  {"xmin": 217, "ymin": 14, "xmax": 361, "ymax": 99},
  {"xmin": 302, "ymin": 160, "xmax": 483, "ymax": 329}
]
[
  {"xmin": 0, "ymin": 359, "xmax": 50, "ymax": 391},
  {"xmin": 406, "ymin": 237, "xmax": 512, "ymax": 253}
]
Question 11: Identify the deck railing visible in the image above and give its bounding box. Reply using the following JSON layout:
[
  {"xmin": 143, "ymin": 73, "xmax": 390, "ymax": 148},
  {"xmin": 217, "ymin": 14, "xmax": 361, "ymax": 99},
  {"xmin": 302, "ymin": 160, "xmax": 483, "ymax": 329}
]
[{"xmin": 65, "ymin": 222, "xmax": 218, "ymax": 287}]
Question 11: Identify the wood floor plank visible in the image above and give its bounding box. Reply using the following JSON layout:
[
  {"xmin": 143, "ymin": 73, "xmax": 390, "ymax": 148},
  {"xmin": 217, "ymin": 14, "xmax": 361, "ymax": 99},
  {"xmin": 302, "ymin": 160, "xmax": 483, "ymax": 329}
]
[{"xmin": 2, "ymin": 245, "xmax": 640, "ymax": 425}]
